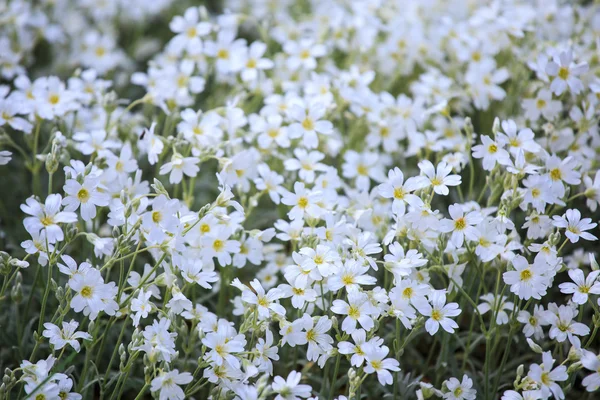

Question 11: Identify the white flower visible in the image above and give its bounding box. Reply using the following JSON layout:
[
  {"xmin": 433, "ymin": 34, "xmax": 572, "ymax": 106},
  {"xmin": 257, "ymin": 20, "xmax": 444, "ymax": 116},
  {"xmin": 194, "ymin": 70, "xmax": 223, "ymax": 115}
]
[
  {"xmin": 299, "ymin": 244, "xmax": 340, "ymax": 279},
  {"xmin": 280, "ymin": 182, "xmax": 323, "ymax": 221},
  {"xmin": 503, "ymin": 255, "xmax": 551, "ymax": 300},
  {"xmin": 444, "ymin": 375, "xmax": 476, "ymax": 400},
  {"xmin": 287, "ymin": 101, "xmax": 333, "ymax": 149},
  {"xmin": 42, "ymin": 320, "xmax": 92, "ymax": 352},
  {"xmin": 581, "ymin": 351, "xmax": 600, "ymax": 392},
  {"xmin": 21, "ymin": 194, "xmax": 77, "ymax": 244},
  {"xmin": 527, "ymin": 352, "xmax": 568, "ymax": 400},
  {"xmin": 384, "ymin": 242, "xmax": 428, "ymax": 280},
  {"xmin": 545, "ymin": 49, "xmax": 588, "ymax": 95},
  {"xmin": 255, "ymin": 329, "xmax": 279, "ymax": 375},
  {"xmin": 63, "ymin": 176, "xmax": 110, "ymax": 221},
  {"xmin": 552, "ymin": 209, "xmax": 598, "ymax": 243},
  {"xmin": 284, "ymin": 39, "xmax": 325, "ymax": 70},
  {"xmin": 272, "ymin": 371, "xmax": 312, "ymax": 400},
  {"xmin": 439, "ymin": 204, "xmax": 483, "ymax": 248},
  {"xmin": 472, "ymin": 135, "xmax": 510, "ymax": 171},
  {"xmin": 496, "ymin": 119, "xmax": 541, "ymax": 155},
  {"xmin": 284, "ymin": 148, "xmax": 327, "ymax": 183},
  {"xmin": 331, "ymin": 290, "xmax": 377, "ymax": 334},
  {"xmin": 69, "ymin": 267, "xmax": 117, "ymax": 320},
  {"xmin": 378, "ymin": 167, "xmax": 423, "ymax": 216},
  {"xmin": 517, "ymin": 305, "xmax": 547, "ymax": 340},
  {"xmin": 241, "ymin": 279, "xmax": 285, "ymax": 319},
  {"xmin": 150, "ymin": 369, "xmax": 193, "ymax": 400},
  {"xmin": 545, "ymin": 304, "xmax": 590, "ymax": 343},
  {"xmin": 363, "ymin": 343, "xmax": 400, "ymax": 386},
  {"xmin": 159, "ymin": 153, "xmax": 200, "ymax": 184},
  {"xmin": 417, "ymin": 160, "xmax": 461, "ymax": 196},
  {"xmin": 0, "ymin": 150, "xmax": 13, "ymax": 164},
  {"xmin": 558, "ymin": 269, "xmax": 600, "ymax": 305},
  {"xmin": 240, "ymin": 41, "xmax": 274, "ymax": 82},
  {"xmin": 130, "ymin": 289, "xmax": 154, "ymax": 326},
  {"xmin": 416, "ymin": 290, "xmax": 461, "ymax": 335},
  {"xmin": 477, "ymin": 294, "xmax": 514, "ymax": 325}
]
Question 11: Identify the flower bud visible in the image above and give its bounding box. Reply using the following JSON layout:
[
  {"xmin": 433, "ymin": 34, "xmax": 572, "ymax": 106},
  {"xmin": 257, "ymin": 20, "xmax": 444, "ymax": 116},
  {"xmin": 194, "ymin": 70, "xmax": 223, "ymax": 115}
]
[
  {"xmin": 567, "ymin": 362, "xmax": 582, "ymax": 374},
  {"xmin": 151, "ymin": 178, "xmax": 170, "ymax": 197},
  {"xmin": 45, "ymin": 153, "xmax": 58, "ymax": 174},
  {"xmin": 492, "ymin": 117, "xmax": 500, "ymax": 135},
  {"xmin": 526, "ymin": 338, "xmax": 542, "ymax": 354},
  {"xmin": 11, "ymin": 283, "xmax": 22, "ymax": 303},
  {"xmin": 590, "ymin": 254, "xmax": 599, "ymax": 271}
]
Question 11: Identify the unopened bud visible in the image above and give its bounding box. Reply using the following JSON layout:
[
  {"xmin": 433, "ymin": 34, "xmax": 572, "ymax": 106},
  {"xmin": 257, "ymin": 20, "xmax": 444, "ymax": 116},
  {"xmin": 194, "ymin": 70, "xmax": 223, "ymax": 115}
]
[
  {"xmin": 11, "ymin": 283, "xmax": 22, "ymax": 303},
  {"xmin": 527, "ymin": 338, "xmax": 543, "ymax": 354},
  {"xmin": 492, "ymin": 117, "xmax": 500, "ymax": 135}
]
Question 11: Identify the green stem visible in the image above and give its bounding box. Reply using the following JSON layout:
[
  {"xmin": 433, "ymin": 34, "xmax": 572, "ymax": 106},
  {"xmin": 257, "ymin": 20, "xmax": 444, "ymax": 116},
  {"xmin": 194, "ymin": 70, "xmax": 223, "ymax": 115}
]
[{"xmin": 328, "ymin": 354, "xmax": 341, "ymax": 400}]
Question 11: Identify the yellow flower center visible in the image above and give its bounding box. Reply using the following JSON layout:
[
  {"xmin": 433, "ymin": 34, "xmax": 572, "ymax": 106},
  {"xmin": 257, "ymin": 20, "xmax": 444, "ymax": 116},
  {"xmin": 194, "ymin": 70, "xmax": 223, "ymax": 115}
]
[
  {"xmin": 300, "ymin": 49, "xmax": 311, "ymax": 59},
  {"xmin": 541, "ymin": 372, "xmax": 551, "ymax": 385},
  {"xmin": 297, "ymin": 196, "xmax": 308, "ymax": 208},
  {"xmin": 549, "ymin": 168, "xmax": 562, "ymax": 181},
  {"xmin": 357, "ymin": 164, "xmax": 368, "ymax": 176},
  {"xmin": 187, "ymin": 27, "xmax": 197, "ymax": 38},
  {"xmin": 213, "ymin": 239, "xmax": 224, "ymax": 252},
  {"xmin": 77, "ymin": 188, "xmax": 90, "ymax": 203},
  {"xmin": 152, "ymin": 211, "xmax": 162, "ymax": 223},
  {"xmin": 348, "ymin": 305, "xmax": 360, "ymax": 319},
  {"xmin": 488, "ymin": 144, "xmax": 498, "ymax": 154},
  {"xmin": 371, "ymin": 360, "xmax": 382, "ymax": 370},
  {"xmin": 393, "ymin": 187, "xmax": 405, "ymax": 200},
  {"xmin": 41, "ymin": 215, "xmax": 54, "ymax": 226},
  {"xmin": 454, "ymin": 217, "xmax": 467, "ymax": 230},
  {"xmin": 217, "ymin": 49, "xmax": 229, "ymax": 59},
  {"xmin": 257, "ymin": 297, "xmax": 269, "ymax": 307},
  {"xmin": 520, "ymin": 268, "xmax": 533, "ymax": 281},
  {"xmin": 402, "ymin": 287, "xmax": 413, "ymax": 299},
  {"xmin": 48, "ymin": 94, "xmax": 60, "ymax": 105},
  {"xmin": 342, "ymin": 274, "xmax": 354, "ymax": 286},
  {"xmin": 431, "ymin": 309, "xmax": 442, "ymax": 321},
  {"xmin": 81, "ymin": 286, "xmax": 93, "ymax": 298},
  {"xmin": 558, "ymin": 67, "xmax": 569, "ymax": 80},
  {"xmin": 301, "ymin": 117, "xmax": 315, "ymax": 131},
  {"xmin": 536, "ymin": 99, "xmax": 546, "ymax": 109}
]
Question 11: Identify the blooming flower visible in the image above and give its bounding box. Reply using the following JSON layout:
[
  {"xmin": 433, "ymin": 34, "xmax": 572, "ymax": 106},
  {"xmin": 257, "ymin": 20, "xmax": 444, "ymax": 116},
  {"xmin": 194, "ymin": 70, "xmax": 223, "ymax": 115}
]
[
  {"xmin": 363, "ymin": 343, "xmax": 400, "ymax": 386},
  {"xmin": 21, "ymin": 194, "xmax": 78, "ymax": 244},
  {"xmin": 417, "ymin": 160, "xmax": 461, "ymax": 196},
  {"xmin": 416, "ymin": 290, "xmax": 461, "ymax": 335},
  {"xmin": 272, "ymin": 371, "xmax": 312, "ymax": 400},
  {"xmin": 150, "ymin": 369, "xmax": 193, "ymax": 400},
  {"xmin": 545, "ymin": 49, "xmax": 588, "ymax": 95},
  {"xmin": 552, "ymin": 209, "xmax": 598, "ymax": 243},
  {"xmin": 42, "ymin": 320, "xmax": 92, "ymax": 352},
  {"xmin": 558, "ymin": 269, "xmax": 600, "ymax": 305}
]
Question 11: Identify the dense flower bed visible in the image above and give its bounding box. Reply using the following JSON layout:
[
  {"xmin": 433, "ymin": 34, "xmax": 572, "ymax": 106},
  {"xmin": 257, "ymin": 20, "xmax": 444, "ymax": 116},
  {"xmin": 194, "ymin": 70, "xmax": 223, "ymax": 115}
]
[{"xmin": 1, "ymin": 1, "xmax": 600, "ymax": 399}]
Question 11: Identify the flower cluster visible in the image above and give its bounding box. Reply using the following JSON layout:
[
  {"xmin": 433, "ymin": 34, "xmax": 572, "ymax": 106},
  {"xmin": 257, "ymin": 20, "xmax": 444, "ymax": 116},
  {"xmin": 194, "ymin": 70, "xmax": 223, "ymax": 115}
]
[{"xmin": 1, "ymin": 1, "xmax": 600, "ymax": 400}]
